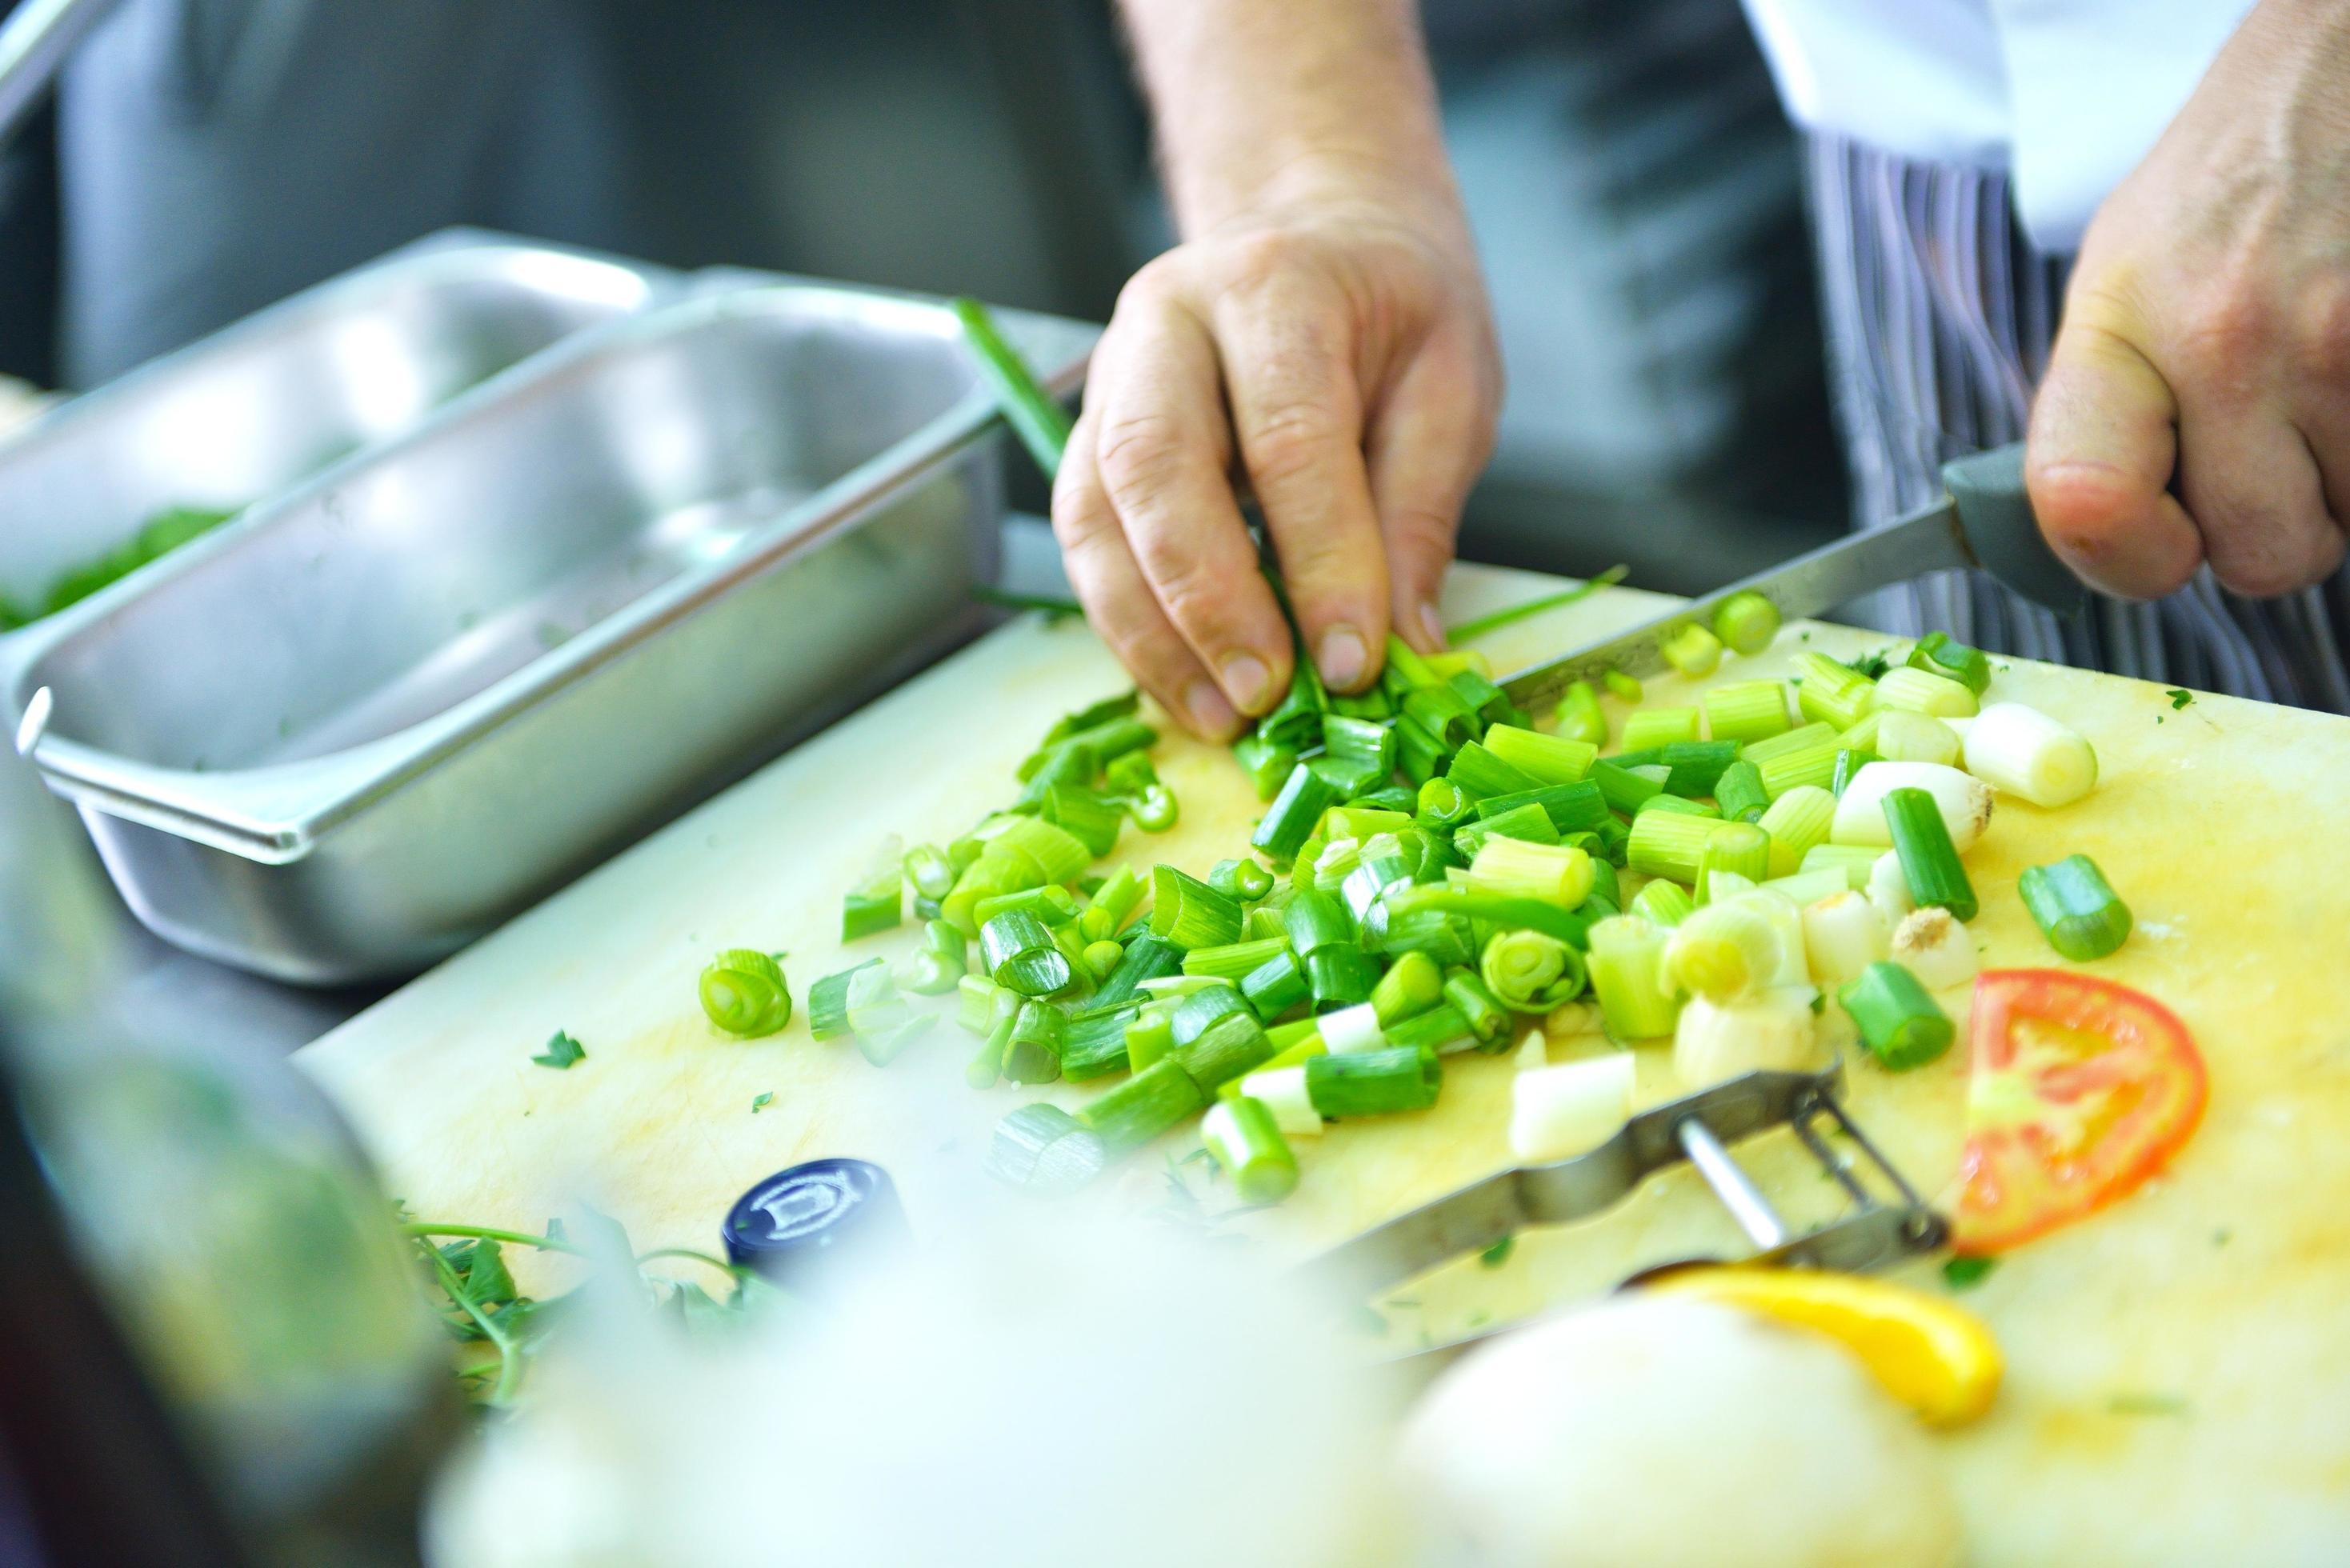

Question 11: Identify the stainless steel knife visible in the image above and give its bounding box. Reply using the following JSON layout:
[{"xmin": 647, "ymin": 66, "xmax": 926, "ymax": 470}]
[{"xmin": 1499, "ymin": 442, "xmax": 2085, "ymax": 710}]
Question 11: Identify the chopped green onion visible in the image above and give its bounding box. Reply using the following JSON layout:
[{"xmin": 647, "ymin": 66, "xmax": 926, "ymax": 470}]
[
  {"xmin": 2018, "ymin": 854, "xmax": 2132, "ymax": 961},
  {"xmin": 981, "ymin": 910, "xmax": 1075, "ymax": 996},
  {"xmin": 1201, "ymin": 1098, "xmax": 1299, "ymax": 1203},
  {"xmin": 1695, "ymin": 822, "xmax": 1771, "ymax": 902},
  {"xmin": 1323, "ymin": 806, "xmax": 1414, "ymax": 842},
  {"xmin": 1240, "ymin": 950, "xmax": 1309, "ymax": 1018},
  {"xmin": 1077, "ymin": 1058, "xmax": 1208, "ymax": 1152},
  {"xmin": 1631, "ymin": 878, "xmax": 1695, "ymax": 926},
  {"xmin": 1480, "ymin": 928, "xmax": 1587, "ymax": 1011},
  {"xmin": 1800, "ymin": 888, "xmax": 1891, "ymax": 986},
  {"xmin": 1371, "ymin": 950, "xmax": 1446, "ymax": 1026},
  {"xmin": 1183, "ymin": 936, "xmax": 1292, "ymax": 982},
  {"xmin": 1104, "ymin": 748, "xmax": 1159, "ymax": 794},
  {"xmin": 1041, "ymin": 783, "xmax": 1126, "ymax": 858},
  {"xmin": 1883, "ymin": 786, "xmax": 1977, "ymax": 922},
  {"xmin": 1585, "ymin": 915, "xmax": 1679, "ymax": 1038},
  {"xmin": 1061, "ymin": 1007, "xmax": 1136, "ymax": 1079},
  {"xmin": 1467, "ymin": 837, "xmax": 1595, "ymax": 906},
  {"xmin": 1482, "ymin": 723, "xmax": 1598, "ymax": 786},
  {"xmin": 956, "ymin": 973, "xmax": 1003, "ymax": 1033},
  {"xmin": 952, "ymin": 295, "xmax": 1071, "ymax": 474},
  {"xmin": 1654, "ymin": 739, "xmax": 1739, "ymax": 798},
  {"xmin": 1403, "ymin": 683, "xmax": 1479, "ymax": 750},
  {"xmin": 1283, "ymin": 890, "xmax": 1355, "ymax": 956},
  {"xmin": 1663, "ymin": 900, "xmax": 1780, "ymax": 1003},
  {"xmin": 1701, "ymin": 682, "xmax": 1792, "ymax": 745},
  {"xmin": 1393, "ymin": 714, "xmax": 1450, "ymax": 786},
  {"xmin": 1170, "ymin": 985, "xmax": 1251, "ymax": 1047},
  {"xmin": 1472, "ymin": 780, "xmax": 1611, "ymax": 837},
  {"xmin": 902, "ymin": 920, "xmax": 970, "ymax": 995},
  {"xmin": 1747, "ymin": 722, "xmax": 1844, "ymax": 798},
  {"xmin": 1453, "ymin": 802, "xmax": 1560, "ymax": 860},
  {"xmin": 1081, "ymin": 938, "xmax": 1127, "ymax": 978},
  {"xmin": 987, "ymin": 1103, "xmax": 1107, "ymax": 1191},
  {"xmin": 1083, "ymin": 931, "xmax": 1185, "ymax": 1016},
  {"xmin": 1442, "ymin": 966, "xmax": 1511, "ymax": 1045},
  {"xmin": 1130, "ymin": 783, "xmax": 1179, "ymax": 832},
  {"xmin": 1838, "ymin": 961, "xmax": 1954, "ymax": 1070},
  {"xmin": 1626, "ymin": 809, "xmax": 1740, "ymax": 885},
  {"xmin": 1714, "ymin": 759, "xmax": 1770, "ymax": 823},
  {"xmin": 967, "ymin": 986, "xmax": 1023, "ymax": 1088},
  {"xmin": 1660, "ymin": 622, "xmax": 1724, "ymax": 678},
  {"xmin": 1386, "ymin": 1004, "xmax": 1474, "ymax": 1054},
  {"xmin": 1638, "ymin": 794, "xmax": 1720, "ymax": 821},
  {"xmin": 1148, "ymin": 866, "xmax": 1244, "ymax": 950},
  {"xmin": 1793, "ymin": 652, "xmax": 1877, "ymax": 730},
  {"xmin": 1322, "ymin": 713, "xmax": 1399, "ymax": 780},
  {"xmin": 1961, "ymin": 703, "xmax": 2099, "ymax": 807},
  {"xmin": 1319, "ymin": 1000, "xmax": 1388, "ymax": 1054},
  {"xmin": 1764, "ymin": 866, "xmax": 1852, "ymax": 908},
  {"xmin": 1445, "ymin": 741, "xmax": 1542, "ymax": 800},
  {"xmin": 1330, "ymin": 686, "xmax": 1394, "ymax": 721},
  {"xmin": 1306, "ymin": 946, "xmax": 1382, "ymax": 1010},
  {"xmin": 999, "ymin": 1000, "xmax": 1066, "ymax": 1083},
  {"xmin": 1233, "ymin": 730, "xmax": 1299, "ymax": 800},
  {"xmin": 903, "ymin": 843, "xmax": 957, "ymax": 902},
  {"xmin": 1416, "ymin": 776, "xmax": 1476, "ymax": 831},
  {"xmin": 1373, "ymin": 905, "xmax": 1477, "ymax": 968},
  {"xmin": 1123, "ymin": 1005, "xmax": 1175, "ymax": 1072},
  {"xmin": 1712, "ymin": 591, "xmax": 1782, "ymax": 655},
  {"xmin": 808, "ymin": 959, "xmax": 880, "ymax": 1041},
  {"xmin": 1908, "ymin": 631, "xmax": 1992, "ymax": 696},
  {"xmin": 1347, "ymin": 784, "xmax": 1418, "ymax": 815},
  {"xmin": 1602, "ymin": 668, "xmax": 1643, "ymax": 703},
  {"xmin": 1206, "ymin": 857, "xmax": 1276, "ymax": 903},
  {"xmin": 974, "ymin": 883, "xmax": 1081, "ymax": 930},
  {"xmin": 1875, "ymin": 710, "xmax": 1962, "ymax": 767},
  {"xmin": 981, "ymin": 814, "xmax": 1092, "ymax": 882},
  {"xmin": 1079, "ymin": 864, "xmax": 1147, "ymax": 941},
  {"xmin": 1800, "ymin": 842, "xmax": 1884, "ymax": 890},
  {"xmin": 841, "ymin": 851, "xmax": 904, "ymax": 941},
  {"xmin": 1839, "ymin": 711, "xmax": 1883, "ymax": 754},
  {"xmin": 1170, "ymin": 1010, "xmax": 1275, "ymax": 1091},
  {"xmin": 1591, "ymin": 758, "xmax": 1666, "ymax": 816},
  {"xmin": 1254, "ymin": 762, "xmax": 1343, "ymax": 862},
  {"xmin": 1305, "ymin": 1046, "xmax": 1441, "ymax": 1116},
  {"xmin": 1554, "ymin": 680, "xmax": 1608, "ymax": 747},
  {"xmin": 1619, "ymin": 706, "xmax": 1700, "ymax": 751},
  {"xmin": 1874, "ymin": 665, "xmax": 1980, "ymax": 718},
  {"xmin": 1830, "ymin": 747, "xmax": 1878, "ymax": 798},
  {"xmin": 699, "ymin": 950, "xmax": 793, "ymax": 1037}
]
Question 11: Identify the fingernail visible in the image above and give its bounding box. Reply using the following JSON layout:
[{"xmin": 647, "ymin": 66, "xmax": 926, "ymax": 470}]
[
  {"xmin": 1317, "ymin": 625, "xmax": 1367, "ymax": 690},
  {"xmin": 1219, "ymin": 654, "xmax": 1272, "ymax": 714},
  {"xmin": 1185, "ymin": 678, "xmax": 1238, "ymax": 736},
  {"xmin": 1419, "ymin": 602, "xmax": 1447, "ymax": 650}
]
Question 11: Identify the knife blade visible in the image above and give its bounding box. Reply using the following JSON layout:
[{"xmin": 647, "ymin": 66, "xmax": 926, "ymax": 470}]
[{"xmin": 1499, "ymin": 442, "xmax": 2087, "ymax": 710}]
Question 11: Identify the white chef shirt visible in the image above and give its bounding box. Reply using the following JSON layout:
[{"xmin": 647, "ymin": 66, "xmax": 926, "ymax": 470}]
[{"xmin": 1739, "ymin": 0, "xmax": 2260, "ymax": 250}]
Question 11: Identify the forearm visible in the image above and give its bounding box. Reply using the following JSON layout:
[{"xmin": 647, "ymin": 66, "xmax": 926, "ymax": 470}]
[{"xmin": 1115, "ymin": 0, "xmax": 1459, "ymax": 235}]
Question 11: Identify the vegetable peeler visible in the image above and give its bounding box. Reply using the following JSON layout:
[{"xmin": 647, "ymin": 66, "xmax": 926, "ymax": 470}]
[{"xmin": 1303, "ymin": 1062, "xmax": 1948, "ymax": 1336}]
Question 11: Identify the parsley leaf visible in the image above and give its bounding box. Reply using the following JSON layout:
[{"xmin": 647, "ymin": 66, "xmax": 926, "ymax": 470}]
[
  {"xmin": 1478, "ymin": 1234, "xmax": 1516, "ymax": 1268},
  {"xmin": 1843, "ymin": 648, "xmax": 1895, "ymax": 680},
  {"xmin": 532, "ymin": 1030, "xmax": 586, "ymax": 1070},
  {"xmin": 751, "ymin": 1092, "xmax": 775, "ymax": 1113},
  {"xmin": 2165, "ymin": 687, "xmax": 2194, "ymax": 710},
  {"xmin": 1942, "ymin": 1255, "xmax": 1997, "ymax": 1290}
]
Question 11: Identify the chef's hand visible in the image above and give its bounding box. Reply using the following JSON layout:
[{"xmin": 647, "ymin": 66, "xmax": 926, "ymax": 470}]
[
  {"xmin": 2028, "ymin": 0, "xmax": 2350, "ymax": 600},
  {"xmin": 1068, "ymin": 0, "xmax": 1498, "ymax": 739}
]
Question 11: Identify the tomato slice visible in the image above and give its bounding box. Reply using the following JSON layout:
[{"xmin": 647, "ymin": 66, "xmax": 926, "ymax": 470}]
[{"xmin": 1953, "ymin": 969, "xmax": 2206, "ymax": 1254}]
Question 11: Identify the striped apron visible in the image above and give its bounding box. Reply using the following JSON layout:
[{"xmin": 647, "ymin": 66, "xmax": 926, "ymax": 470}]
[{"xmin": 1805, "ymin": 134, "xmax": 2350, "ymax": 712}]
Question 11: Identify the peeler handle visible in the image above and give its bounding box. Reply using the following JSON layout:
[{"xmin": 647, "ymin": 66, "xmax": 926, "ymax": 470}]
[{"xmin": 1940, "ymin": 442, "xmax": 2090, "ymax": 618}]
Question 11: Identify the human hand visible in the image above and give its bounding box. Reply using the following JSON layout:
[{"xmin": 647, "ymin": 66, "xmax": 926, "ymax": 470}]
[
  {"xmin": 1052, "ymin": 193, "xmax": 1499, "ymax": 738},
  {"xmin": 2028, "ymin": 0, "xmax": 2350, "ymax": 601}
]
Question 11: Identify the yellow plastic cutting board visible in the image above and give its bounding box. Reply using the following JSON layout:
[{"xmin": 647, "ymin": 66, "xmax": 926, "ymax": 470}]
[{"xmin": 298, "ymin": 563, "xmax": 2350, "ymax": 1564}]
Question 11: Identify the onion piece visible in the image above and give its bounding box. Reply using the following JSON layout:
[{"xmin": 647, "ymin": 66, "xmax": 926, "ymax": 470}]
[
  {"xmin": 1867, "ymin": 849, "xmax": 1916, "ymax": 928},
  {"xmin": 1236, "ymin": 1065, "xmax": 1323, "ymax": 1136},
  {"xmin": 1829, "ymin": 762, "xmax": 1995, "ymax": 851},
  {"xmin": 1890, "ymin": 906, "xmax": 1979, "ymax": 990},
  {"xmin": 1672, "ymin": 987, "xmax": 1824, "ymax": 1088},
  {"xmin": 1511, "ymin": 1050, "xmax": 1635, "ymax": 1163},
  {"xmin": 1801, "ymin": 890, "xmax": 1890, "ymax": 989},
  {"xmin": 1961, "ymin": 702, "xmax": 2098, "ymax": 807}
]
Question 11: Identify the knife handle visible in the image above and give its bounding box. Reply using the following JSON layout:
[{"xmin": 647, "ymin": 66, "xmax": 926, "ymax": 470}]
[{"xmin": 1940, "ymin": 442, "xmax": 2090, "ymax": 618}]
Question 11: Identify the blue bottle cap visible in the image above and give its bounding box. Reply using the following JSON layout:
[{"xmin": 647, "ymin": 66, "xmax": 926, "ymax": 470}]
[{"xmin": 722, "ymin": 1158, "xmax": 907, "ymax": 1284}]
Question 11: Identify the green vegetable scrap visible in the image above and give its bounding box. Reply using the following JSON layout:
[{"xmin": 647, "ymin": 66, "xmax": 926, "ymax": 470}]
[
  {"xmin": 2165, "ymin": 687, "xmax": 2194, "ymax": 710},
  {"xmin": 531, "ymin": 1030, "xmax": 586, "ymax": 1070},
  {"xmin": 1941, "ymin": 1255, "xmax": 1997, "ymax": 1290}
]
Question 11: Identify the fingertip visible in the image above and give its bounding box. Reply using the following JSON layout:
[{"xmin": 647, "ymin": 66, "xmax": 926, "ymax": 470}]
[
  {"xmin": 2027, "ymin": 458, "xmax": 2202, "ymax": 600},
  {"xmin": 1315, "ymin": 623, "xmax": 1371, "ymax": 693},
  {"xmin": 1182, "ymin": 678, "xmax": 1244, "ymax": 742}
]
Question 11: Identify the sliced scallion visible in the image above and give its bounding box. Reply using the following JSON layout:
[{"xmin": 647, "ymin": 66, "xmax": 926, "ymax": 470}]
[
  {"xmin": 1442, "ymin": 966, "xmax": 1511, "ymax": 1045},
  {"xmin": 1830, "ymin": 747, "xmax": 1878, "ymax": 798},
  {"xmin": 1042, "ymin": 783, "xmax": 1126, "ymax": 858},
  {"xmin": 1123, "ymin": 1004, "xmax": 1175, "ymax": 1072},
  {"xmin": 1283, "ymin": 890, "xmax": 1355, "ymax": 956},
  {"xmin": 1370, "ymin": 950, "xmax": 1445, "ymax": 1026},
  {"xmin": 1711, "ymin": 591, "xmax": 1782, "ymax": 655},
  {"xmin": 974, "ymin": 883, "xmax": 1082, "ymax": 930},
  {"xmin": 1482, "ymin": 723, "xmax": 1598, "ymax": 786},
  {"xmin": 1626, "ymin": 809, "xmax": 1738, "ymax": 885},
  {"xmin": 1908, "ymin": 630, "xmax": 1992, "ymax": 695},
  {"xmin": 1747, "ymin": 722, "xmax": 1844, "ymax": 798},
  {"xmin": 1467, "ymin": 837, "xmax": 1595, "ymax": 906},
  {"xmin": 1254, "ymin": 762, "xmax": 1342, "ymax": 862},
  {"xmin": 1171, "ymin": 1010, "xmax": 1275, "ymax": 1090},
  {"xmin": 1631, "ymin": 878, "xmax": 1695, "ymax": 926},
  {"xmin": 1480, "ymin": 928, "xmax": 1587, "ymax": 1011},
  {"xmin": 902, "ymin": 920, "xmax": 970, "ymax": 995},
  {"xmin": 841, "ymin": 854, "xmax": 904, "ymax": 942},
  {"xmin": 1874, "ymin": 709, "xmax": 1962, "ymax": 767},
  {"xmin": 1079, "ymin": 864, "xmax": 1147, "ymax": 942},
  {"xmin": 956, "ymin": 973, "xmax": 1002, "ymax": 1033},
  {"xmin": 1962, "ymin": 702, "xmax": 2098, "ymax": 807},
  {"xmin": 1322, "ymin": 713, "xmax": 1398, "ymax": 779},
  {"xmin": 1554, "ymin": 680, "xmax": 1608, "ymax": 747},
  {"xmin": 1385, "ymin": 1004, "xmax": 1474, "ymax": 1054},
  {"xmin": 1061, "ymin": 1007, "xmax": 1136, "ymax": 1079},
  {"xmin": 1882, "ymin": 786, "xmax": 1977, "ymax": 921},
  {"xmin": 1233, "ymin": 730, "xmax": 1299, "ymax": 801},
  {"xmin": 1838, "ymin": 960, "xmax": 1954, "ymax": 1070},
  {"xmin": 808, "ymin": 959, "xmax": 880, "ymax": 1041},
  {"xmin": 1445, "ymin": 741, "xmax": 1542, "ymax": 800},
  {"xmin": 1240, "ymin": 949, "xmax": 1309, "ymax": 1019},
  {"xmin": 999, "ymin": 1000, "xmax": 1067, "ymax": 1083},
  {"xmin": 1453, "ymin": 802, "xmax": 1560, "ymax": 860},
  {"xmin": 967, "ymin": 985, "xmax": 1022, "ymax": 1088},
  {"xmin": 903, "ymin": 843, "xmax": 957, "ymax": 902},
  {"xmin": 1591, "ymin": 758, "xmax": 1665, "ymax": 816},
  {"xmin": 1077, "ymin": 1058, "xmax": 1208, "ymax": 1152},
  {"xmin": 1793, "ymin": 652, "xmax": 1876, "ymax": 730},
  {"xmin": 1183, "ymin": 935, "xmax": 1292, "ymax": 982},
  {"xmin": 1306, "ymin": 946, "xmax": 1381, "ymax": 1010},
  {"xmin": 1800, "ymin": 842, "xmax": 1883, "ymax": 890},
  {"xmin": 1148, "ymin": 866, "xmax": 1243, "ymax": 950},
  {"xmin": 982, "ymin": 910, "xmax": 1075, "ymax": 996},
  {"xmin": 699, "ymin": 950, "xmax": 793, "ymax": 1037},
  {"xmin": 1662, "ymin": 900, "xmax": 1780, "ymax": 1002},
  {"xmin": 1602, "ymin": 668, "xmax": 1643, "ymax": 703},
  {"xmin": 1714, "ymin": 759, "xmax": 1770, "ymax": 823},
  {"xmin": 1170, "ymin": 985, "xmax": 1251, "ymax": 1047},
  {"xmin": 1660, "ymin": 622, "xmax": 1724, "ymax": 678},
  {"xmin": 1874, "ymin": 665, "xmax": 1979, "ymax": 718},
  {"xmin": 1701, "ymin": 682, "xmax": 1792, "ymax": 745},
  {"xmin": 2018, "ymin": 854, "xmax": 2132, "ymax": 961},
  {"xmin": 987, "ymin": 1103, "xmax": 1107, "ymax": 1191},
  {"xmin": 1585, "ymin": 915, "xmax": 1679, "ymax": 1038},
  {"xmin": 1619, "ymin": 706, "xmax": 1700, "ymax": 752},
  {"xmin": 1201, "ymin": 1098, "xmax": 1299, "ymax": 1204},
  {"xmin": 1305, "ymin": 1046, "xmax": 1442, "ymax": 1117},
  {"xmin": 1695, "ymin": 822, "xmax": 1772, "ymax": 902}
]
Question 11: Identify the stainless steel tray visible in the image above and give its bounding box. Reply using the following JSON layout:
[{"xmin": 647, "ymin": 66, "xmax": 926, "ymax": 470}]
[
  {"xmin": 0, "ymin": 228, "xmax": 671, "ymax": 637},
  {"xmin": 13, "ymin": 283, "xmax": 1099, "ymax": 983}
]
